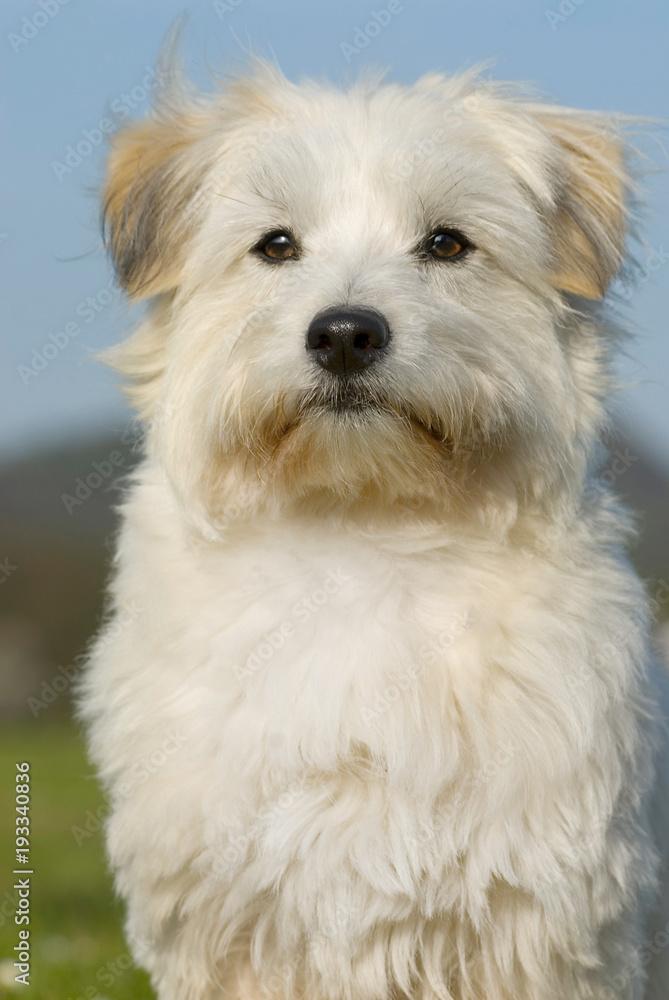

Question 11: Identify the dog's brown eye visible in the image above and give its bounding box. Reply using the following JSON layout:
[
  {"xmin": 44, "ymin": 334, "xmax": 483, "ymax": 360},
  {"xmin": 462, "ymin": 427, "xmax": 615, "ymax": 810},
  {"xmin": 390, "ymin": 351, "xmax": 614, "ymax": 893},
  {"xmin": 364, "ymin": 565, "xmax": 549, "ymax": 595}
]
[
  {"xmin": 423, "ymin": 230, "xmax": 471, "ymax": 260},
  {"xmin": 255, "ymin": 231, "xmax": 298, "ymax": 261}
]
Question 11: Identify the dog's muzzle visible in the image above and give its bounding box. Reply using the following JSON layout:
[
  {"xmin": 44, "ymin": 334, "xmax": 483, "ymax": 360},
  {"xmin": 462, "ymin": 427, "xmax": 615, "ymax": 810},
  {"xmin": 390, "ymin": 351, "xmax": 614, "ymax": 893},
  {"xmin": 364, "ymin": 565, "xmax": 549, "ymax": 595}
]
[{"xmin": 306, "ymin": 306, "xmax": 391, "ymax": 376}]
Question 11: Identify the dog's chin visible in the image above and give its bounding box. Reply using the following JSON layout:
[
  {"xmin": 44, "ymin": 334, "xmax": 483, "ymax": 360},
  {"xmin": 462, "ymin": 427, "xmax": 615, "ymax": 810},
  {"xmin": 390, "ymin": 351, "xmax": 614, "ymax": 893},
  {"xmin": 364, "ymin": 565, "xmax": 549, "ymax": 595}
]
[
  {"xmin": 252, "ymin": 390, "xmax": 458, "ymax": 508},
  {"xmin": 300, "ymin": 381, "xmax": 451, "ymax": 441},
  {"xmin": 320, "ymin": 402, "xmax": 450, "ymax": 452}
]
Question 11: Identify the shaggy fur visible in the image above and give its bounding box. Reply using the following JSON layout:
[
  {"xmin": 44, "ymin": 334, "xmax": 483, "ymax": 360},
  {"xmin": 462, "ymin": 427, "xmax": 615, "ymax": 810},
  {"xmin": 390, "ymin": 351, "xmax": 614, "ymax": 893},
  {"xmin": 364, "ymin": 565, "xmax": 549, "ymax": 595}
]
[{"xmin": 80, "ymin": 58, "xmax": 669, "ymax": 1000}]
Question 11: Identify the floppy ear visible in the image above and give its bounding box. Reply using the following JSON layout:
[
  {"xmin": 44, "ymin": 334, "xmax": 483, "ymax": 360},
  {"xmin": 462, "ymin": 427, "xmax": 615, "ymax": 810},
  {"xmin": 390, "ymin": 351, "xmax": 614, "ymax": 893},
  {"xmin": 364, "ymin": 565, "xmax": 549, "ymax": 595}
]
[
  {"xmin": 103, "ymin": 108, "xmax": 214, "ymax": 299},
  {"xmin": 536, "ymin": 111, "xmax": 629, "ymax": 299}
]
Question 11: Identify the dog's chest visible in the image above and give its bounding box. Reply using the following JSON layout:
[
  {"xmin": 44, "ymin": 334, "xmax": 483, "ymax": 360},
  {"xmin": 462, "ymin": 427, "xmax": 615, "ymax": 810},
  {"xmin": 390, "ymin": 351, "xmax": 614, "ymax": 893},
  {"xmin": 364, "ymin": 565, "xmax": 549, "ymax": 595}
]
[
  {"xmin": 170, "ymin": 521, "xmax": 553, "ymax": 890},
  {"xmin": 192, "ymin": 521, "xmax": 491, "ymax": 767},
  {"xmin": 178, "ymin": 524, "xmax": 498, "ymax": 912},
  {"xmin": 114, "ymin": 505, "xmax": 638, "ymax": 959}
]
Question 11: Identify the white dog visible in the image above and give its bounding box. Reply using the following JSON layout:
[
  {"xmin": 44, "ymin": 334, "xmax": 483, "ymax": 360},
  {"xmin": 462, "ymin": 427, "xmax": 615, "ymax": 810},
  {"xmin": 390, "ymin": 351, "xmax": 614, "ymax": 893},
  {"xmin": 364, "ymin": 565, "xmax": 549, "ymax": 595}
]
[{"xmin": 80, "ymin": 57, "xmax": 669, "ymax": 1000}]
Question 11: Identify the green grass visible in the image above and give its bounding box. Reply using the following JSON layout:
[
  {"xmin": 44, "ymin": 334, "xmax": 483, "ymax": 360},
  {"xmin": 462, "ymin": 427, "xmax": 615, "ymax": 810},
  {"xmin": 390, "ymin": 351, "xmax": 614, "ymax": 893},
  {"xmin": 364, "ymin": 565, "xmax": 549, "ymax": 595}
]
[{"xmin": 0, "ymin": 718, "xmax": 153, "ymax": 1000}]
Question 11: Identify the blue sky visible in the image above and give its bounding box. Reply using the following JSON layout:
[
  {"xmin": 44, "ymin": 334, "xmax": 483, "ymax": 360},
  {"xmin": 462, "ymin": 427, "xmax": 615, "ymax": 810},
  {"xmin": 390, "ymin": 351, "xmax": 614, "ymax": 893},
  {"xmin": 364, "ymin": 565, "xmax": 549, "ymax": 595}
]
[{"xmin": 1, "ymin": 0, "xmax": 667, "ymax": 467}]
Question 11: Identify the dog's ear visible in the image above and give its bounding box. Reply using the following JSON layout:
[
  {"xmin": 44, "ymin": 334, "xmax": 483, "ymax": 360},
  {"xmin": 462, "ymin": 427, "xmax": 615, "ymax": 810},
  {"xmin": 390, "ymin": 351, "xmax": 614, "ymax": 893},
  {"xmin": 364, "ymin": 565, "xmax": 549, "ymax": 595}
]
[
  {"xmin": 535, "ymin": 111, "xmax": 628, "ymax": 299},
  {"xmin": 103, "ymin": 108, "xmax": 213, "ymax": 299}
]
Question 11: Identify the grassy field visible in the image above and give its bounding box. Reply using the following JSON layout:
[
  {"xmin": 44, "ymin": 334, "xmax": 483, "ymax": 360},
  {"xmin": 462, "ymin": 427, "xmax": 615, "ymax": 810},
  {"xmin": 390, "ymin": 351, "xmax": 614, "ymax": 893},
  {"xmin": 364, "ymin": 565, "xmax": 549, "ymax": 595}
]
[{"xmin": 0, "ymin": 718, "xmax": 153, "ymax": 1000}]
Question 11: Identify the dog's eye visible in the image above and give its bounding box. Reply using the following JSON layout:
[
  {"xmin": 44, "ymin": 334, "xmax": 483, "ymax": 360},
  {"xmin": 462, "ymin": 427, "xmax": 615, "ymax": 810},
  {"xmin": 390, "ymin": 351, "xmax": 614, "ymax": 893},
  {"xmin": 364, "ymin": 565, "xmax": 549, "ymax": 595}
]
[
  {"xmin": 255, "ymin": 231, "xmax": 299, "ymax": 261},
  {"xmin": 423, "ymin": 230, "xmax": 471, "ymax": 260}
]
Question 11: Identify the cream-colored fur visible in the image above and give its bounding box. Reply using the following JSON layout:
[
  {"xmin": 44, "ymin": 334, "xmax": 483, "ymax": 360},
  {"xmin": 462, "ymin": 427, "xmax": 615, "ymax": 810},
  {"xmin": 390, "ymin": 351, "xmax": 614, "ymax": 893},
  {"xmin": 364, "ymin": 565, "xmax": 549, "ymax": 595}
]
[{"xmin": 79, "ymin": 60, "xmax": 669, "ymax": 1000}]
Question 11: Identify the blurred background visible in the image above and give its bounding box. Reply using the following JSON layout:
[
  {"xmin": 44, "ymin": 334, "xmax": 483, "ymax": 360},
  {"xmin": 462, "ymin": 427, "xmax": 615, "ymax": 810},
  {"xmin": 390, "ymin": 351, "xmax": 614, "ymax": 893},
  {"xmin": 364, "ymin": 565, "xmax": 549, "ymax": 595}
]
[{"xmin": 0, "ymin": 0, "xmax": 667, "ymax": 995}]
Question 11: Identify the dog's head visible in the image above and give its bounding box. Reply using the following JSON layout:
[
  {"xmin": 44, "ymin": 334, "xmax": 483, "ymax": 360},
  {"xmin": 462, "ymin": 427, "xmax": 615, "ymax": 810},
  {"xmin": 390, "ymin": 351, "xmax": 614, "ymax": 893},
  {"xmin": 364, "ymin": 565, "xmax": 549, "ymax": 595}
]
[{"xmin": 104, "ymin": 63, "xmax": 632, "ymax": 533}]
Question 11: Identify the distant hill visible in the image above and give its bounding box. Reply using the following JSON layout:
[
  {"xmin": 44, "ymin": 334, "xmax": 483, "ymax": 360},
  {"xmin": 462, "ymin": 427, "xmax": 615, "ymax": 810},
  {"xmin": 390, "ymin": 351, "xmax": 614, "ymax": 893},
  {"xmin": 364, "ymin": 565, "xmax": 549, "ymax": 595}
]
[
  {"xmin": 596, "ymin": 433, "xmax": 669, "ymax": 601},
  {"xmin": 0, "ymin": 432, "xmax": 141, "ymax": 717},
  {"xmin": 0, "ymin": 430, "xmax": 667, "ymax": 717}
]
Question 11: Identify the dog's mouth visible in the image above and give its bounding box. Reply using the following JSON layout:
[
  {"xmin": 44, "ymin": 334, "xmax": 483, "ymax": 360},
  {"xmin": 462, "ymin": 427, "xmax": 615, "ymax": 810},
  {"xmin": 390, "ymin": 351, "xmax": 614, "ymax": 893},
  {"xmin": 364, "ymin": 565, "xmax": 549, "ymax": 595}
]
[
  {"xmin": 321, "ymin": 380, "xmax": 379, "ymax": 414},
  {"xmin": 244, "ymin": 380, "xmax": 476, "ymax": 506},
  {"xmin": 293, "ymin": 380, "xmax": 452, "ymax": 447}
]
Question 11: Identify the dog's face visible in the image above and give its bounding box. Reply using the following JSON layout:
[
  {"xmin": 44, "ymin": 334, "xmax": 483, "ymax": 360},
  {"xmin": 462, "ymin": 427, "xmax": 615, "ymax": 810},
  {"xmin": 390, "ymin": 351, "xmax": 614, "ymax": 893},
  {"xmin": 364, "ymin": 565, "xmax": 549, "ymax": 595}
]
[{"xmin": 104, "ymin": 65, "xmax": 628, "ymax": 530}]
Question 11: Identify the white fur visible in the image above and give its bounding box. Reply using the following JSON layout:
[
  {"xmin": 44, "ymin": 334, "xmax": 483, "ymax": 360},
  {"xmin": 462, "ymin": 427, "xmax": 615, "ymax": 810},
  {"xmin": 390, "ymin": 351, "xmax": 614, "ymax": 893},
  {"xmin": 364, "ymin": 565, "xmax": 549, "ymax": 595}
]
[{"xmin": 80, "ymin": 62, "xmax": 669, "ymax": 999}]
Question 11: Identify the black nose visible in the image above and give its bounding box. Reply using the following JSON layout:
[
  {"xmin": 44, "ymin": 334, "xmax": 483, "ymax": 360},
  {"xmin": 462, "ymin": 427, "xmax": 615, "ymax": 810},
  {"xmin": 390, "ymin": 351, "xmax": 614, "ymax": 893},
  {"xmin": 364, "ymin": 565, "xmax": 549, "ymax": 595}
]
[{"xmin": 306, "ymin": 306, "xmax": 391, "ymax": 376}]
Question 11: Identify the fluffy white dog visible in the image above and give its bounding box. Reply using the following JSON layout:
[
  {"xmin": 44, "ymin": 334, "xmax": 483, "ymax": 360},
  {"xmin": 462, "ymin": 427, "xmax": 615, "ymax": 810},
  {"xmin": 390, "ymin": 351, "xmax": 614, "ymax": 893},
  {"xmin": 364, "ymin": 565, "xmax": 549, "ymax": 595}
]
[{"xmin": 80, "ymin": 58, "xmax": 669, "ymax": 1000}]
